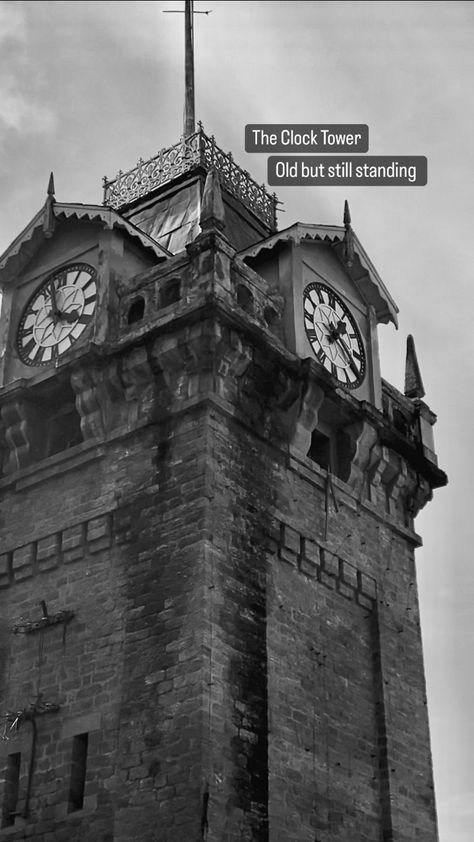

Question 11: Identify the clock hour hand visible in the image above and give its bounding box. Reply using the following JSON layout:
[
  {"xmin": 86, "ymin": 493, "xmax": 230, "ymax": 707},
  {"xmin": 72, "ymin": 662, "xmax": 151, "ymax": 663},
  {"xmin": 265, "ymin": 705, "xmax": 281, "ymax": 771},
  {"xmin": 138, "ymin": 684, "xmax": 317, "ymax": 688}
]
[
  {"xmin": 335, "ymin": 333, "xmax": 360, "ymax": 378},
  {"xmin": 59, "ymin": 309, "xmax": 80, "ymax": 324}
]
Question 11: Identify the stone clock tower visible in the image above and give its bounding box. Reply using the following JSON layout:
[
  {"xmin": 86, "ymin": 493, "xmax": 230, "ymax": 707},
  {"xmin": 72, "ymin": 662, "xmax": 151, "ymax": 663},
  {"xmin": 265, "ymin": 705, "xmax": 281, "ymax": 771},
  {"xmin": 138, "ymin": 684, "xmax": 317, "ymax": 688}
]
[{"xmin": 0, "ymin": 125, "xmax": 446, "ymax": 842}]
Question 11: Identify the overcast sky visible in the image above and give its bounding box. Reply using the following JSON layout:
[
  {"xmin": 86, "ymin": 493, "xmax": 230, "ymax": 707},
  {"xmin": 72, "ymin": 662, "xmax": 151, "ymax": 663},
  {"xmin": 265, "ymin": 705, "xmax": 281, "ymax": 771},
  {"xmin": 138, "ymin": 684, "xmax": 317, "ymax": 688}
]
[{"xmin": 0, "ymin": 2, "xmax": 472, "ymax": 839}]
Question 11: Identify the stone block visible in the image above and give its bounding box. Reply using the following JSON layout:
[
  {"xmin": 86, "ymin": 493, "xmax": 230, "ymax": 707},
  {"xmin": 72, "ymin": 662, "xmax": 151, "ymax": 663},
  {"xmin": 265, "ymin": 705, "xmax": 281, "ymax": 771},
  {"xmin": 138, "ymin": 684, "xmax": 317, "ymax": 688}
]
[
  {"xmin": 341, "ymin": 559, "xmax": 358, "ymax": 588},
  {"xmin": 61, "ymin": 523, "xmax": 84, "ymax": 551},
  {"xmin": 0, "ymin": 553, "xmax": 11, "ymax": 588},
  {"xmin": 282, "ymin": 523, "xmax": 301, "ymax": 554},
  {"xmin": 299, "ymin": 557, "xmax": 318, "ymax": 578},
  {"xmin": 321, "ymin": 549, "xmax": 338, "ymax": 577},
  {"xmin": 359, "ymin": 572, "xmax": 377, "ymax": 600},
  {"xmin": 12, "ymin": 543, "xmax": 35, "ymax": 580},
  {"xmin": 279, "ymin": 547, "xmax": 298, "ymax": 567}
]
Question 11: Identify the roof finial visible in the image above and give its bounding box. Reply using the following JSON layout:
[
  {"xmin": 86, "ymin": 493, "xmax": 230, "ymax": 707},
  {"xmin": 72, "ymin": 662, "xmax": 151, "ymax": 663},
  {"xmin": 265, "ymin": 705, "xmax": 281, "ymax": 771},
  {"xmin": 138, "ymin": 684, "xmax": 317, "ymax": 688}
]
[
  {"xmin": 163, "ymin": 3, "xmax": 212, "ymax": 138},
  {"xmin": 343, "ymin": 198, "xmax": 351, "ymax": 227},
  {"xmin": 43, "ymin": 171, "xmax": 56, "ymax": 238},
  {"xmin": 200, "ymin": 168, "xmax": 225, "ymax": 232},
  {"xmin": 47, "ymin": 171, "xmax": 55, "ymax": 198},
  {"xmin": 404, "ymin": 334, "xmax": 425, "ymax": 399},
  {"xmin": 342, "ymin": 199, "xmax": 354, "ymax": 266}
]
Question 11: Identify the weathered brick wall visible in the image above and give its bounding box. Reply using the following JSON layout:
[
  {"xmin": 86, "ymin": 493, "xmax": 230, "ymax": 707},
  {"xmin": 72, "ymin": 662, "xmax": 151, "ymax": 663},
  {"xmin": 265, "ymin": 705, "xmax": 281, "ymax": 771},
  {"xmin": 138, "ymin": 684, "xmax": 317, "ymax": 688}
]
[
  {"xmin": 0, "ymin": 344, "xmax": 438, "ymax": 842},
  {"xmin": 203, "ymin": 410, "xmax": 276, "ymax": 842},
  {"xmin": 198, "ymin": 401, "xmax": 437, "ymax": 842},
  {"xmin": 113, "ymin": 410, "xmax": 211, "ymax": 842},
  {"xmin": 0, "ymin": 412, "xmax": 213, "ymax": 841}
]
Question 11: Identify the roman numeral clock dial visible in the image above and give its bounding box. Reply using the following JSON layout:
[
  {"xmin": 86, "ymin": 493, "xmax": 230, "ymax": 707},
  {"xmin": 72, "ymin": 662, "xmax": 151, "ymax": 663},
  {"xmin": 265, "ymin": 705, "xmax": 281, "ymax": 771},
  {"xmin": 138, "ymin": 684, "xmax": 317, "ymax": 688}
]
[
  {"xmin": 16, "ymin": 264, "xmax": 97, "ymax": 366},
  {"xmin": 303, "ymin": 282, "xmax": 366, "ymax": 389}
]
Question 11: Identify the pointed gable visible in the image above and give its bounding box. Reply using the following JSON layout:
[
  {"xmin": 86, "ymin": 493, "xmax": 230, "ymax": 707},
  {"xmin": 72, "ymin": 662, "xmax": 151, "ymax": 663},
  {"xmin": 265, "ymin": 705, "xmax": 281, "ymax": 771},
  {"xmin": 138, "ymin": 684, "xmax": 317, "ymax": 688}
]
[{"xmin": 0, "ymin": 202, "xmax": 170, "ymax": 288}]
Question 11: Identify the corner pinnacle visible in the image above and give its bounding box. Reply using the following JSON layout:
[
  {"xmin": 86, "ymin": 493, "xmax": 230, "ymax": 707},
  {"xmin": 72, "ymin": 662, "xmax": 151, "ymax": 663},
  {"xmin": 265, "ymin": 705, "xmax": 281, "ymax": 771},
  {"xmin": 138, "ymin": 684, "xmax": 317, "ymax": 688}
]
[
  {"xmin": 343, "ymin": 199, "xmax": 351, "ymax": 227},
  {"xmin": 47, "ymin": 172, "xmax": 55, "ymax": 198},
  {"xmin": 404, "ymin": 334, "xmax": 425, "ymax": 399},
  {"xmin": 342, "ymin": 199, "xmax": 354, "ymax": 266},
  {"xmin": 200, "ymin": 168, "xmax": 225, "ymax": 233},
  {"xmin": 43, "ymin": 171, "xmax": 56, "ymax": 238}
]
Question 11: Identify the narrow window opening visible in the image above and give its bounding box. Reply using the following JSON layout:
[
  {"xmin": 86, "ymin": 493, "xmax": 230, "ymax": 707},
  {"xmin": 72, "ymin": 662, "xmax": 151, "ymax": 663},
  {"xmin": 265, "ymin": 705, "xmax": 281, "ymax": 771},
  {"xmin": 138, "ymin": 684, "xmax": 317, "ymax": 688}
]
[
  {"xmin": 45, "ymin": 403, "xmax": 83, "ymax": 457},
  {"xmin": 236, "ymin": 283, "xmax": 254, "ymax": 313},
  {"xmin": 307, "ymin": 429, "xmax": 332, "ymax": 471},
  {"xmin": 2, "ymin": 752, "xmax": 21, "ymax": 828},
  {"xmin": 160, "ymin": 279, "xmax": 181, "ymax": 308},
  {"xmin": 127, "ymin": 296, "xmax": 145, "ymax": 324},
  {"xmin": 41, "ymin": 380, "xmax": 83, "ymax": 458},
  {"xmin": 68, "ymin": 733, "xmax": 88, "ymax": 813},
  {"xmin": 263, "ymin": 305, "xmax": 279, "ymax": 328}
]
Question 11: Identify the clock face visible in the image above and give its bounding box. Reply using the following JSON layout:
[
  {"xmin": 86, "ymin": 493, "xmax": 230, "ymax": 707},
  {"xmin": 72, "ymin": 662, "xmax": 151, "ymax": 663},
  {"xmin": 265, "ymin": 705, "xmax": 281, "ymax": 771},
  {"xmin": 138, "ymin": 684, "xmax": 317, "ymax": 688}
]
[
  {"xmin": 303, "ymin": 281, "xmax": 366, "ymax": 389},
  {"xmin": 16, "ymin": 263, "xmax": 97, "ymax": 367}
]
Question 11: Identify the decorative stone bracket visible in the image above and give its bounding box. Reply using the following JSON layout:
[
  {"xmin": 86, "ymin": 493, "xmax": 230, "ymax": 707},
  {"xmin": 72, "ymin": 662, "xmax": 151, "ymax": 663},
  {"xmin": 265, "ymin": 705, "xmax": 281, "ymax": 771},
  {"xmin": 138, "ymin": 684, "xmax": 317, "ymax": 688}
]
[
  {"xmin": 0, "ymin": 394, "xmax": 43, "ymax": 475},
  {"xmin": 70, "ymin": 350, "xmax": 158, "ymax": 438},
  {"xmin": 341, "ymin": 420, "xmax": 378, "ymax": 492},
  {"xmin": 275, "ymin": 373, "xmax": 325, "ymax": 454},
  {"xmin": 151, "ymin": 321, "xmax": 252, "ymax": 409}
]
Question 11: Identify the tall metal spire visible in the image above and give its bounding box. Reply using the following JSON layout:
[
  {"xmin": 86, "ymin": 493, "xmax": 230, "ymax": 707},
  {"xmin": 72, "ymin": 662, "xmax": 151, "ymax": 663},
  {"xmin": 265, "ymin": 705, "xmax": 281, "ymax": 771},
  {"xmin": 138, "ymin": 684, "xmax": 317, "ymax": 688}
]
[
  {"xmin": 164, "ymin": 2, "xmax": 211, "ymax": 138},
  {"xmin": 184, "ymin": 0, "xmax": 195, "ymax": 136}
]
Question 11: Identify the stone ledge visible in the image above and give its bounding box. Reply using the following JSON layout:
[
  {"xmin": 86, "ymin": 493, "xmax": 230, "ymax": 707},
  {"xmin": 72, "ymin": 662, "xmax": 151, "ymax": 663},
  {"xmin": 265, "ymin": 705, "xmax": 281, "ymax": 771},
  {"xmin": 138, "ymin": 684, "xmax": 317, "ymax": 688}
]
[
  {"xmin": 1, "ymin": 509, "xmax": 118, "ymax": 589},
  {"xmin": 269, "ymin": 518, "xmax": 378, "ymax": 610},
  {"xmin": 0, "ymin": 439, "xmax": 106, "ymax": 492}
]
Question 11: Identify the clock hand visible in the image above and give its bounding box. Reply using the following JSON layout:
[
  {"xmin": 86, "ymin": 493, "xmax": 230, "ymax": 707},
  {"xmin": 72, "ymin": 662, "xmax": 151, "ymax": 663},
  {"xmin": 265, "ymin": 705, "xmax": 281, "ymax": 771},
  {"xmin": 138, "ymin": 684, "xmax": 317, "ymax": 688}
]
[
  {"xmin": 326, "ymin": 319, "xmax": 347, "ymax": 341},
  {"xmin": 334, "ymin": 333, "xmax": 360, "ymax": 378},
  {"xmin": 59, "ymin": 309, "xmax": 80, "ymax": 324},
  {"xmin": 48, "ymin": 281, "xmax": 62, "ymax": 319}
]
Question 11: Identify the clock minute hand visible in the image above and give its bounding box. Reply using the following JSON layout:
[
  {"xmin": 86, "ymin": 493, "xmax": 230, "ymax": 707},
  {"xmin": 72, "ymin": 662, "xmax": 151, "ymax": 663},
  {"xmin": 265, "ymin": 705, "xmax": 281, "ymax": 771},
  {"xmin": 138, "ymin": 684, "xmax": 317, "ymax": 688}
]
[{"xmin": 48, "ymin": 281, "xmax": 62, "ymax": 320}]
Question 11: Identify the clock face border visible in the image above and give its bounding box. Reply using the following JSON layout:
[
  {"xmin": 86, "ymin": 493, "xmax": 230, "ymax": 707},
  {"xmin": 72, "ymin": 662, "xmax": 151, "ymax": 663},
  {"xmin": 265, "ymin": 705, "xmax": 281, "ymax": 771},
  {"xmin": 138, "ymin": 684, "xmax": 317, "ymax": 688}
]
[
  {"xmin": 303, "ymin": 281, "xmax": 366, "ymax": 390},
  {"xmin": 16, "ymin": 263, "xmax": 97, "ymax": 367}
]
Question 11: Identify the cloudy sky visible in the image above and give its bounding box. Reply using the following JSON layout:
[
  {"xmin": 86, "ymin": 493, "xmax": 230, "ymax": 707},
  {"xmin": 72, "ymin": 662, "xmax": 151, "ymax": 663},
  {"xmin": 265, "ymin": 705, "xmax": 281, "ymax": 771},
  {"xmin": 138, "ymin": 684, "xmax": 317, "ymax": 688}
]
[{"xmin": 0, "ymin": 1, "xmax": 472, "ymax": 839}]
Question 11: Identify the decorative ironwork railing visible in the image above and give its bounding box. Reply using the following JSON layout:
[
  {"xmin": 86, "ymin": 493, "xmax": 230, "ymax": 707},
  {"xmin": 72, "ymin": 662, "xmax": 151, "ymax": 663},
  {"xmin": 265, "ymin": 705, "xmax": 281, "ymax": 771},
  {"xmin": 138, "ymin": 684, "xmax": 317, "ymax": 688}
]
[{"xmin": 102, "ymin": 125, "xmax": 278, "ymax": 230}]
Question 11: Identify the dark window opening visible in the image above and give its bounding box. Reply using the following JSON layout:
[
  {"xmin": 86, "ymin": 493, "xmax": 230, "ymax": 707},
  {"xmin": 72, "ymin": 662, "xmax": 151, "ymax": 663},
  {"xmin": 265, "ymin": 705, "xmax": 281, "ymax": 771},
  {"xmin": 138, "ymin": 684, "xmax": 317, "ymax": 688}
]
[
  {"xmin": 2, "ymin": 752, "xmax": 21, "ymax": 828},
  {"xmin": 263, "ymin": 305, "xmax": 279, "ymax": 328},
  {"xmin": 160, "ymin": 279, "xmax": 181, "ymax": 308},
  {"xmin": 236, "ymin": 284, "xmax": 254, "ymax": 314},
  {"xmin": 307, "ymin": 430, "xmax": 332, "ymax": 471},
  {"xmin": 45, "ymin": 403, "xmax": 83, "ymax": 457},
  {"xmin": 393, "ymin": 408, "xmax": 411, "ymax": 438},
  {"xmin": 127, "ymin": 296, "xmax": 145, "ymax": 324},
  {"xmin": 68, "ymin": 733, "xmax": 88, "ymax": 813},
  {"xmin": 39, "ymin": 380, "xmax": 83, "ymax": 458}
]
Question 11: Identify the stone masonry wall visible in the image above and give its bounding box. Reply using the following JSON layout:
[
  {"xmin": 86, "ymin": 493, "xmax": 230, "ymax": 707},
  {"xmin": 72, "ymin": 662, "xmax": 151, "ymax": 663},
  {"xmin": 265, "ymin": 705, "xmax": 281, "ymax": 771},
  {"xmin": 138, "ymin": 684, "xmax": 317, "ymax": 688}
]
[
  {"xmin": 0, "ymin": 410, "xmax": 213, "ymax": 842},
  {"xmin": 199, "ymin": 399, "xmax": 437, "ymax": 842},
  {"xmin": 0, "ymin": 378, "xmax": 438, "ymax": 842}
]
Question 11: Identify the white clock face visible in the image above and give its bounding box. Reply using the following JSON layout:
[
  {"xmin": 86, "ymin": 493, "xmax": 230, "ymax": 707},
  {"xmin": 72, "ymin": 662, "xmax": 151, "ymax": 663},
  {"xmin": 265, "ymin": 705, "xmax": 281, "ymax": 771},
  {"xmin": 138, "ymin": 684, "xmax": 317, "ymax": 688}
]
[
  {"xmin": 16, "ymin": 263, "xmax": 97, "ymax": 366},
  {"xmin": 303, "ymin": 282, "xmax": 366, "ymax": 389}
]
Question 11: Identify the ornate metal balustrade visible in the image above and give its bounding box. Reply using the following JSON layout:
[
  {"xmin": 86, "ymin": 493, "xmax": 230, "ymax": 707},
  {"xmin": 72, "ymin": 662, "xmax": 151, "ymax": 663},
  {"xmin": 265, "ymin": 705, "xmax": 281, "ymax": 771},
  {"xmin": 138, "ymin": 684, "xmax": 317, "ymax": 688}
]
[{"xmin": 102, "ymin": 125, "xmax": 278, "ymax": 230}]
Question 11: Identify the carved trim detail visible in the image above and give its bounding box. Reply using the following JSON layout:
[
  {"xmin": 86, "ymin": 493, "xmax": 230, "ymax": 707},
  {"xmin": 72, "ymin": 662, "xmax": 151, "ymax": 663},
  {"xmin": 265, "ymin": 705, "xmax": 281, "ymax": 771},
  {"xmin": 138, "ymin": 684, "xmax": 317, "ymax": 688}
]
[{"xmin": 0, "ymin": 398, "xmax": 42, "ymax": 474}]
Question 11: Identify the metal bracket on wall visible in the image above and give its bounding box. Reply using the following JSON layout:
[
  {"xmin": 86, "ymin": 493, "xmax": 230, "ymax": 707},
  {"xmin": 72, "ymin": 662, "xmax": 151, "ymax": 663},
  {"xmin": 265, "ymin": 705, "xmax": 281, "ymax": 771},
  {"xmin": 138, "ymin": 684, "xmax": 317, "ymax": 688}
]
[
  {"xmin": 11, "ymin": 601, "xmax": 74, "ymax": 635},
  {"xmin": 324, "ymin": 470, "xmax": 340, "ymax": 540}
]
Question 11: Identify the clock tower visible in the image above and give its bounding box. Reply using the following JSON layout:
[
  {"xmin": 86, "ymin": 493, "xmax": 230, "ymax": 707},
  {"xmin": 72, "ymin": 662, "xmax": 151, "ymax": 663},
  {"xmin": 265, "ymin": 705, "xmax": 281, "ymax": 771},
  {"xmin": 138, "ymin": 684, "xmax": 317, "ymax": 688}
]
[{"xmin": 0, "ymin": 16, "xmax": 446, "ymax": 842}]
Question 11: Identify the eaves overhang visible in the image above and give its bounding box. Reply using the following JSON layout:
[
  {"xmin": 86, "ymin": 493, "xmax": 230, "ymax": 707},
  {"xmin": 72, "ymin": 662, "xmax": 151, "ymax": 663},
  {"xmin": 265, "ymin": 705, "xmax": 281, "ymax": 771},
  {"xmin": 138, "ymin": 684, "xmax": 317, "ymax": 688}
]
[
  {"xmin": 239, "ymin": 222, "xmax": 399, "ymax": 327},
  {"xmin": 0, "ymin": 202, "xmax": 171, "ymax": 287}
]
